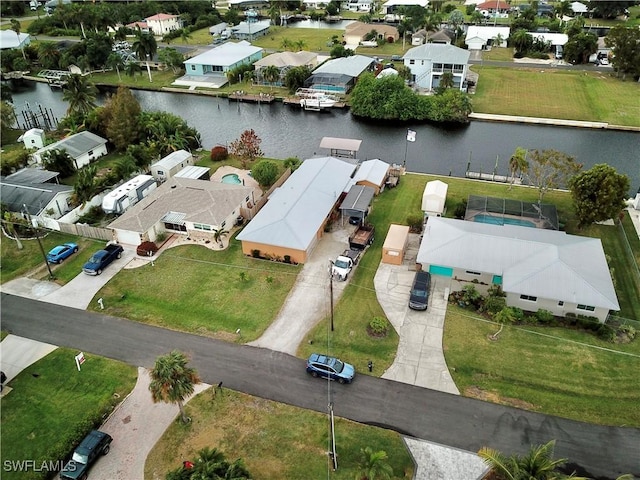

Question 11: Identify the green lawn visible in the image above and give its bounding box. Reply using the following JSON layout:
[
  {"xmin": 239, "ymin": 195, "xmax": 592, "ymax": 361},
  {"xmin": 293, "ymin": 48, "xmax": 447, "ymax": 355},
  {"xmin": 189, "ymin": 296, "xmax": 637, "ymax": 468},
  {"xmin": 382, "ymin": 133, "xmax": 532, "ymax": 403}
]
[
  {"xmin": 482, "ymin": 46, "xmax": 515, "ymax": 62},
  {"xmin": 1, "ymin": 347, "xmax": 136, "ymax": 480},
  {"xmin": 471, "ymin": 66, "xmax": 640, "ymax": 127},
  {"xmin": 444, "ymin": 304, "xmax": 640, "ymax": 427},
  {"xmin": 145, "ymin": 388, "xmax": 413, "ymax": 480},
  {"xmin": 92, "ymin": 238, "xmax": 299, "ymax": 342}
]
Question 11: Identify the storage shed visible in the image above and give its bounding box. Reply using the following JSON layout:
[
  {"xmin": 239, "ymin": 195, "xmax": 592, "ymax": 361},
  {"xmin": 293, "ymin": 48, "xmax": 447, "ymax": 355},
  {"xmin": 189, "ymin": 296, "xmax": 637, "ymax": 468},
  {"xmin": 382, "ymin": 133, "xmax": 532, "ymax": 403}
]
[
  {"xmin": 422, "ymin": 180, "xmax": 448, "ymax": 217},
  {"xmin": 21, "ymin": 128, "xmax": 46, "ymax": 149},
  {"xmin": 382, "ymin": 224, "xmax": 410, "ymax": 265},
  {"xmin": 150, "ymin": 150, "xmax": 194, "ymax": 182}
]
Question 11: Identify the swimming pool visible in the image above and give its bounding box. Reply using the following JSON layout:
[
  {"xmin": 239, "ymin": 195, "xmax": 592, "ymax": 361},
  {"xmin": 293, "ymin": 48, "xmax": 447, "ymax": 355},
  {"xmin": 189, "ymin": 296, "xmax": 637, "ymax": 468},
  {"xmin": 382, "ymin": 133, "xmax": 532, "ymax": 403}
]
[
  {"xmin": 221, "ymin": 173, "xmax": 242, "ymax": 185},
  {"xmin": 473, "ymin": 214, "xmax": 536, "ymax": 228}
]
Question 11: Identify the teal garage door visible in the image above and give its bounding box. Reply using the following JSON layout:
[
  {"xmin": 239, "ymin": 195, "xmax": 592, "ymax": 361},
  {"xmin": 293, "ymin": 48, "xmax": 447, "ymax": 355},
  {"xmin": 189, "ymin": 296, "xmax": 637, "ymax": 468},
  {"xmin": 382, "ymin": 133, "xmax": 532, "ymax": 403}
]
[{"xmin": 429, "ymin": 265, "xmax": 453, "ymax": 277}]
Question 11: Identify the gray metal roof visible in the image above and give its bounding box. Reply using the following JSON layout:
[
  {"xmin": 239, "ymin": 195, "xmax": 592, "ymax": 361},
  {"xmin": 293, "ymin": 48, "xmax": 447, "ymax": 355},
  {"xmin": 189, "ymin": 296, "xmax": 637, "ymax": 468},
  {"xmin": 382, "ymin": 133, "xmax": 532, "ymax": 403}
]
[
  {"xmin": 109, "ymin": 177, "xmax": 253, "ymax": 233},
  {"xmin": 152, "ymin": 150, "xmax": 192, "ymax": 170},
  {"xmin": 417, "ymin": 217, "xmax": 619, "ymax": 310},
  {"xmin": 312, "ymin": 55, "xmax": 374, "ymax": 77},
  {"xmin": 184, "ymin": 41, "xmax": 263, "ymax": 68},
  {"xmin": 237, "ymin": 157, "xmax": 356, "ymax": 250},
  {"xmin": 405, "ymin": 44, "xmax": 470, "ymax": 64},
  {"xmin": 351, "ymin": 159, "xmax": 389, "ymax": 187},
  {"xmin": 35, "ymin": 131, "xmax": 107, "ymax": 159},
  {"xmin": 340, "ymin": 185, "xmax": 375, "ymax": 212},
  {"xmin": 0, "ymin": 179, "xmax": 72, "ymax": 216},
  {"xmin": 6, "ymin": 168, "xmax": 59, "ymax": 184}
]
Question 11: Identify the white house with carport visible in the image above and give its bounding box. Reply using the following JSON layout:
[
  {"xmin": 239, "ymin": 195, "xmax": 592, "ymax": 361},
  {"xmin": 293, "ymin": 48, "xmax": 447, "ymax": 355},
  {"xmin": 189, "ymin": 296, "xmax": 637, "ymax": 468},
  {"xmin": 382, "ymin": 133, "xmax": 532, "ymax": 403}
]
[
  {"xmin": 1, "ymin": 171, "xmax": 73, "ymax": 220},
  {"xmin": 108, "ymin": 177, "xmax": 255, "ymax": 246},
  {"xmin": 422, "ymin": 180, "xmax": 448, "ymax": 217},
  {"xmin": 31, "ymin": 131, "xmax": 108, "ymax": 169},
  {"xmin": 417, "ymin": 217, "xmax": 619, "ymax": 322},
  {"xmin": 236, "ymin": 156, "xmax": 356, "ymax": 264},
  {"xmin": 176, "ymin": 41, "xmax": 263, "ymax": 89},
  {"xmin": 349, "ymin": 159, "xmax": 390, "ymax": 195},
  {"xmin": 150, "ymin": 149, "xmax": 194, "ymax": 182},
  {"xmin": 465, "ymin": 26, "xmax": 510, "ymax": 50},
  {"xmin": 403, "ymin": 43, "xmax": 470, "ymax": 91}
]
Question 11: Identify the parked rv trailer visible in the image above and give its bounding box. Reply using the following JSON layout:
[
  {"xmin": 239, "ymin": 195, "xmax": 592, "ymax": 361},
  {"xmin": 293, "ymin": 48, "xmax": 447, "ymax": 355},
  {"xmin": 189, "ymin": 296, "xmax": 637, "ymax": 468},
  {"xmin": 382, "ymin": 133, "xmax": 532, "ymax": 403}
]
[{"xmin": 102, "ymin": 175, "xmax": 157, "ymax": 214}]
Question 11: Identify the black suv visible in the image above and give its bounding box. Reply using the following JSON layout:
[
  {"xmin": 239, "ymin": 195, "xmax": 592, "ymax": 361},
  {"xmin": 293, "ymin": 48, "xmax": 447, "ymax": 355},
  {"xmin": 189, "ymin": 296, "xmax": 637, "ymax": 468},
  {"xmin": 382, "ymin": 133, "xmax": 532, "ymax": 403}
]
[
  {"xmin": 409, "ymin": 271, "xmax": 431, "ymax": 310},
  {"xmin": 60, "ymin": 430, "xmax": 112, "ymax": 480}
]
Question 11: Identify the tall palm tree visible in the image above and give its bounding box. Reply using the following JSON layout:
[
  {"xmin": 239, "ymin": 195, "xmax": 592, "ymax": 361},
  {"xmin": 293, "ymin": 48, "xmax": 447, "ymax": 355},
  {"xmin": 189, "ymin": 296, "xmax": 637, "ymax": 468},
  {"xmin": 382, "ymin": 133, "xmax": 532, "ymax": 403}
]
[
  {"xmin": 355, "ymin": 447, "xmax": 393, "ymax": 480},
  {"xmin": 62, "ymin": 74, "xmax": 98, "ymax": 116},
  {"xmin": 132, "ymin": 31, "xmax": 158, "ymax": 61},
  {"xmin": 10, "ymin": 19, "xmax": 26, "ymax": 60},
  {"xmin": 149, "ymin": 350, "xmax": 201, "ymax": 424},
  {"xmin": 38, "ymin": 41, "xmax": 61, "ymax": 69},
  {"xmin": 508, "ymin": 146, "xmax": 529, "ymax": 189},
  {"xmin": 106, "ymin": 53, "xmax": 124, "ymax": 82},
  {"xmin": 262, "ymin": 65, "xmax": 280, "ymax": 88},
  {"xmin": 479, "ymin": 440, "xmax": 590, "ymax": 480}
]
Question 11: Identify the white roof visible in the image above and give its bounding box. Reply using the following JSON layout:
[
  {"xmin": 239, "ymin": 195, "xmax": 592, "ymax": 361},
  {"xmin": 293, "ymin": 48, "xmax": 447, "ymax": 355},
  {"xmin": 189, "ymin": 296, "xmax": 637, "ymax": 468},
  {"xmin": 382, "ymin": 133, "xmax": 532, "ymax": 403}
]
[
  {"xmin": 405, "ymin": 43, "xmax": 470, "ymax": 64},
  {"xmin": 377, "ymin": 68, "xmax": 399, "ymax": 78},
  {"xmin": 184, "ymin": 41, "xmax": 262, "ymax": 67},
  {"xmin": 35, "ymin": 131, "xmax": 107, "ymax": 159},
  {"xmin": 152, "ymin": 150, "xmax": 192, "ymax": 170},
  {"xmin": 417, "ymin": 217, "xmax": 619, "ymax": 310},
  {"xmin": 570, "ymin": 1, "xmax": 588, "ymax": 13},
  {"xmin": 422, "ymin": 180, "xmax": 448, "ymax": 214},
  {"xmin": 351, "ymin": 159, "xmax": 390, "ymax": 187},
  {"xmin": 527, "ymin": 32, "xmax": 568, "ymax": 46},
  {"xmin": 237, "ymin": 157, "xmax": 356, "ymax": 250},
  {"xmin": 383, "ymin": 0, "xmax": 429, "ymax": 7},
  {"xmin": 465, "ymin": 26, "xmax": 510, "ymax": 42},
  {"xmin": 313, "ymin": 55, "xmax": 374, "ymax": 77},
  {"xmin": 0, "ymin": 30, "xmax": 30, "ymax": 49},
  {"xmin": 102, "ymin": 175, "xmax": 155, "ymax": 211}
]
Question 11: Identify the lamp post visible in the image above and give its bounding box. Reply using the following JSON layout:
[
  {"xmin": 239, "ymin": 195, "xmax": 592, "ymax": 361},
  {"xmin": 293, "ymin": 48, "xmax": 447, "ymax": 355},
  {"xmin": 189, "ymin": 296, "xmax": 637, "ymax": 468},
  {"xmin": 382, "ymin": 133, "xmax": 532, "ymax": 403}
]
[{"xmin": 329, "ymin": 260, "xmax": 335, "ymax": 332}]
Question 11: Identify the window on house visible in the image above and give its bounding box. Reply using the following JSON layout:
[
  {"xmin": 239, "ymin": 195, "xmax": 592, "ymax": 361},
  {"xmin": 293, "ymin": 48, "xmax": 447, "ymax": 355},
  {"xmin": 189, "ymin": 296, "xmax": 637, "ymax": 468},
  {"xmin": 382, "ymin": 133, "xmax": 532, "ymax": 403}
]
[
  {"xmin": 194, "ymin": 223, "xmax": 212, "ymax": 231},
  {"xmin": 465, "ymin": 270, "xmax": 481, "ymax": 276},
  {"xmin": 191, "ymin": 65, "xmax": 196, "ymax": 71},
  {"xmin": 409, "ymin": 59, "xmax": 415, "ymax": 65},
  {"xmin": 245, "ymin": 196, "xmax": 250, "ymax": 202},
  {"xmin": 558, "ymin": 301, "xmax": 564, "ymax": 306},
  {"xmin": 87, "ymin": 150, "xmax": 93, "ymax": 156},
  {"xmin": 577, "ymin": 304, "xmax": 596, "ymax": 312},
  {"xmin": 221, "ymin": 221, "xmax": 226, "ymax": 228},
  {"xmin": 157, "ymin": 170, "xmax": 164, "ymax": 175},
  {"xmin": 520, "ymin": 294, "xmax": 537, "ymax": 302}
]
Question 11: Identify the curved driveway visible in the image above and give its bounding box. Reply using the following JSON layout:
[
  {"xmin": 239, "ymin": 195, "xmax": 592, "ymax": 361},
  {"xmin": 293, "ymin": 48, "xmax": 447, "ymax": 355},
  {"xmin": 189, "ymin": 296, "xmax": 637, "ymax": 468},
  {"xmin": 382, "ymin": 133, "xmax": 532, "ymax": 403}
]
[{"xmin": 2, "ymin": 293, "xmax": 639, "ymax": 480}]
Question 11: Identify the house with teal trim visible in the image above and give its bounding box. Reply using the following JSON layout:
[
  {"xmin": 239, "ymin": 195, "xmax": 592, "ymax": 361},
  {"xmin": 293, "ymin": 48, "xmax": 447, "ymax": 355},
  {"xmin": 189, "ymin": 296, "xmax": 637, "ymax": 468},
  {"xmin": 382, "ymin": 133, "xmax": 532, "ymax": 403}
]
[
  {"xmin": 417, "ymin": 217, "xmax": 619, "ymax": 322},
  {"xmin": 177, "ymin": 41, "xmax": 263, "ymax": 89}
]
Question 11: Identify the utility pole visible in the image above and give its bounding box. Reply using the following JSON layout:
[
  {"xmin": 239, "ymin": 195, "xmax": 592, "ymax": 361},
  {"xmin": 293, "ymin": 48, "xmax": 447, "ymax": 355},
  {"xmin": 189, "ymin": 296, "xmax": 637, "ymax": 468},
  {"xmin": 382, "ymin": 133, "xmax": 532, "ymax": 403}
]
[
  {"xmin": 329, "ymin": 260, "xmax": 334, "ymax": 332},
  {"xmin": 24, "ymin": 205, "xmax": 54, "ymax": 279}
]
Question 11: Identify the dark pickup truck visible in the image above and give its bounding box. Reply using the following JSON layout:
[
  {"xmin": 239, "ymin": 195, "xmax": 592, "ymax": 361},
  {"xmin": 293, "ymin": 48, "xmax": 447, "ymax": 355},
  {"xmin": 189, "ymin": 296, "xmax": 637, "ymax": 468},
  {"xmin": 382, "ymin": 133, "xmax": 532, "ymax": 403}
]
[
  {"xmin": 349, "ymin": 224, "xmax": 375, "ymax": 250},
  {"xmin": 60, "ymin": 430, "xmax": 112, "ymax": 480},
  {"xmin": 82, "ymin": 243, "xmax": 124, "ymax": 275}
]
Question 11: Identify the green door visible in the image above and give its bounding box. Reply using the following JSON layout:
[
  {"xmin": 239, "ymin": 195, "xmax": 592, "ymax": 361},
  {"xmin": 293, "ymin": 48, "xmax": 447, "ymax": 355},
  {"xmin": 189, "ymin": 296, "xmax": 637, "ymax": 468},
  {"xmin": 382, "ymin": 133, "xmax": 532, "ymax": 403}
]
[
  {"xmin": 429, "ymin": 265, "xmax": 453, "ymax": 277},
  {"xmin": 492, "ymin": 275, "xmax": 503, "ymax": 285}
]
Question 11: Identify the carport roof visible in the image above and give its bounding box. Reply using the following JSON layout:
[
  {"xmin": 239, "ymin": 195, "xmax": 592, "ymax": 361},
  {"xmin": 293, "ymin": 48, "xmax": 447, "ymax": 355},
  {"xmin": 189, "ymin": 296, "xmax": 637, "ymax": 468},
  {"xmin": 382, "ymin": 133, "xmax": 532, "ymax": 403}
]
[
  {"xmin": 340, "ymin": 185, "xmax": 375, "ymax": 212},
  {"xmin": 6, "ymin": 168, "xmax": 59, "ymax": 184}
]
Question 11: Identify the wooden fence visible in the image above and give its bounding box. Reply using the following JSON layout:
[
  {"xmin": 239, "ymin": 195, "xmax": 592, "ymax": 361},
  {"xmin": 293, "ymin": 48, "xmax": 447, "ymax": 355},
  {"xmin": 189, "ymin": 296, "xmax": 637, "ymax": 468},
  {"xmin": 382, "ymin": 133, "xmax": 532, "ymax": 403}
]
[{"xmin": 57, "ymin": 222, "xmax": 112, "ymax": 241}]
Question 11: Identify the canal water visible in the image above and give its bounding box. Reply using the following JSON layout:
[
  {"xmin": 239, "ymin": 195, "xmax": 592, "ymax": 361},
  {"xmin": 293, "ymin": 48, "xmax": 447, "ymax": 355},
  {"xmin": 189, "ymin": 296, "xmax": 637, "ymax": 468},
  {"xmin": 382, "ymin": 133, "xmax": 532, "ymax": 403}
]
[{"xmin": 11, "ymin": 81, "xmax": 640, "ymax": 191}]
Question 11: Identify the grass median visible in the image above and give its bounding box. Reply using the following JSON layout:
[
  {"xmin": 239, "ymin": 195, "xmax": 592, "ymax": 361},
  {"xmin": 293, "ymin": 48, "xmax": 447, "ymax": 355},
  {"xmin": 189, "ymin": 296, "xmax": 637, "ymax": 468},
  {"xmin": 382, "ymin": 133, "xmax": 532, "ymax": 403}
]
[
  {"xmin": 145, "ymin": 388, "xmax": 414, "ymax": 480},
  {"xmin": 0, "ymin": 347, "xmax": 136, "ymax": 480}
]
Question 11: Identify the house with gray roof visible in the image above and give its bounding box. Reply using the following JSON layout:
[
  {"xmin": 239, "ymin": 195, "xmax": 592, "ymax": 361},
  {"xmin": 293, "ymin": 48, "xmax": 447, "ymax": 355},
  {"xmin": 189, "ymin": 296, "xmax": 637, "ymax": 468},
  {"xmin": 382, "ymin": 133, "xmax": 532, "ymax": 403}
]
[
  {"xmin": 236, "ymin": 156, "xmax": 356, "ymax": 264},
  {"xmin": 349, "ymin": 159, "xmax": 390, "ymax": 194},
  {"xmin": 254, "ymin": 51, "xmax": 319, "ymax": 87},
  {"xmin": 417, "ymin": 217, "xmax": 619, "ymax": 322},
  {"xmin": 1, "ymin": 176, "xmax": 73, "ymax": 219},
  {"xmin": 305, "ymin": 55, "xmax": 375, "ymax": 94},
  {"xmin": 108, "ymin": 177, "xmax": 255, "ymax": 246},
  {"xmin": 404, "ymin": 44, "xmax": 470, "ymax": 91},
  {"xmin": 31, "ymin": 131, "xmax": 108, "ymax": 169}
]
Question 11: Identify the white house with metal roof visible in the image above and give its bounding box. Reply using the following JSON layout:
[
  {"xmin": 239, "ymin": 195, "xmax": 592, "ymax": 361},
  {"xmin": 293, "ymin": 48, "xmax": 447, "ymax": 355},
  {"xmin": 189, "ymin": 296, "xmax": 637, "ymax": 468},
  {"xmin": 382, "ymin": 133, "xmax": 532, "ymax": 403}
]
[
  {"xmin": 109, "ymin": 177, "xmax": 255, "ymax": 246},
  {"xmin": 31, "ymin": 131, "xmax": 108, "ymax": 169},
  {"xmin": 403, "ymin": 43, "xmax": 470, "ymax": 91},
  {"xmin": 236, "ymin": 156, "xmax": 356, "ymax": 264},
  {"xmin": 382, "ymin": 0, "xmax": 429, "ymax": 14},
  {"xmin": 177, "ymin": 41, "xmax": 263, "ymax": 89},
  {"xmin": 417, "ymin": 217, "xmax": 619, "ymax": 322},
  {"xmin": 465, "ymin": 26, "xmax": 510, "ymax": 50},
  {"xmin": 150, "ymin": 150, "xmax": 194, "ymax": 182}
]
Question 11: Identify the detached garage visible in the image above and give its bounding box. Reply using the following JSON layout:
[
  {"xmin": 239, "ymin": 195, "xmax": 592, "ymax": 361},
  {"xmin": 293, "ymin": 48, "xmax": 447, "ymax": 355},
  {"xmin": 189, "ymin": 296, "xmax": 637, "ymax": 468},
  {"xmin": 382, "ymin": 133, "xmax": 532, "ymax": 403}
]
[
  {"xmin": 382, "ymin": 224, "xmax": 410, "ymax": 265},
  {"xmin": 422, "ymin": 180, "xmax": 448, "ymax": 217}
]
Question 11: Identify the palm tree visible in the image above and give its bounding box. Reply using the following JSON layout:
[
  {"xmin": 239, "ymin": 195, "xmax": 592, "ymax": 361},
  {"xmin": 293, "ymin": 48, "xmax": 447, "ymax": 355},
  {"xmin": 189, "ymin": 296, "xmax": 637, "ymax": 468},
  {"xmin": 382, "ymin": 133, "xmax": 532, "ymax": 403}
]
[
  {"xmin": 493, "ymin": 33, "xmax": 505, "ymax": 48},
  {"xmin": 62, "ymin": 74, "xmax": 98, "ymax": 116},
  {"xmin": 149, "ymin": 350, "xmax": 201, "ymax": 424},
  {"xmin": 355, "ymin": 447, "xmax": 393, "ymax": 480},
  {"xmin": 280, "ymin": 38, "xmax": 293, "ymax": 50},
  {"xmin": 508, "ymin": 146, "xmax": 529, "ymax": 189},
  {"xmin": 124, "ymin": 61, "xmax": 142, "ymax": 80},
  {"xmin": 38, "ymin": 41, "xmax": 61, "ymax": 69},
  {"xmin": 294, "ymin": 39, "xmax": 307, "ymax": 51},
  {"xmin": 132, "ymin": 31, "xmax": 158, "ymax": 61},
  {"xmin": 10, "ymin": 19, "xmax": 26, "ymax": 60},
  {"xmin": 479, "ymin": 440, "xmax": 590, "ymax": 480},
  {"xmin": 106, "ymin": 53, "xmax": 124, "ymax": 82},
  {"xmin": 180, "ymin": 29, "xmax": 192, "ymax": 44},
  {"xmin": 262, "ymin": 65, "xmax": 280, "ymax": 89},
  {"xmin": 512, "ymin": 29, "xmax": 533, "ymax": 55},
  {"xmin": 212, "ymin": 227, "xmax": 229, "ymax": 247}
]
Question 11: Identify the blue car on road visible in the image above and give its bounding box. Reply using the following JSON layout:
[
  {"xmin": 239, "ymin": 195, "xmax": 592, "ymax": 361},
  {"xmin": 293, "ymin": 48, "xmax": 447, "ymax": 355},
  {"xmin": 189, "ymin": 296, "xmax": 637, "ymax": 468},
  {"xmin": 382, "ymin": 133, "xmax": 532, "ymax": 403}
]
[
  {"xmin": 46, "ymin": 242, "xmax": 78, "ymax": 264},
  {"xmin": 306, "ymin": 354, "xmax": 355, "ymax": 384}
]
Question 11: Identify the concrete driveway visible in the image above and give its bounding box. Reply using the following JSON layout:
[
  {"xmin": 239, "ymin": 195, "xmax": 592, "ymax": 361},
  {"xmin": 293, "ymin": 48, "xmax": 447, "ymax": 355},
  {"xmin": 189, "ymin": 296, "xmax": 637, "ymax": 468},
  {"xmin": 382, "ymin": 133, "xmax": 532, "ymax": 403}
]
[
  {"xmin": 0, "ymin": 334, "xmax": 57, "ymax": 387},
  {"xmin": 1, "ymin": 247, "xmax": 136, "ymax": 310}
]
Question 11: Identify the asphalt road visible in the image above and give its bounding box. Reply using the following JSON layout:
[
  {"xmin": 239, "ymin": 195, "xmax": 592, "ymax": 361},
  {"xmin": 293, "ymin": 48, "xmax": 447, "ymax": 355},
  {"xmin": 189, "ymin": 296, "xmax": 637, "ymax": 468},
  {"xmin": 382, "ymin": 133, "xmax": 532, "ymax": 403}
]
[{"xmin": 2, "ymin": 293, "xmax": 639, "ymax": 479}]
